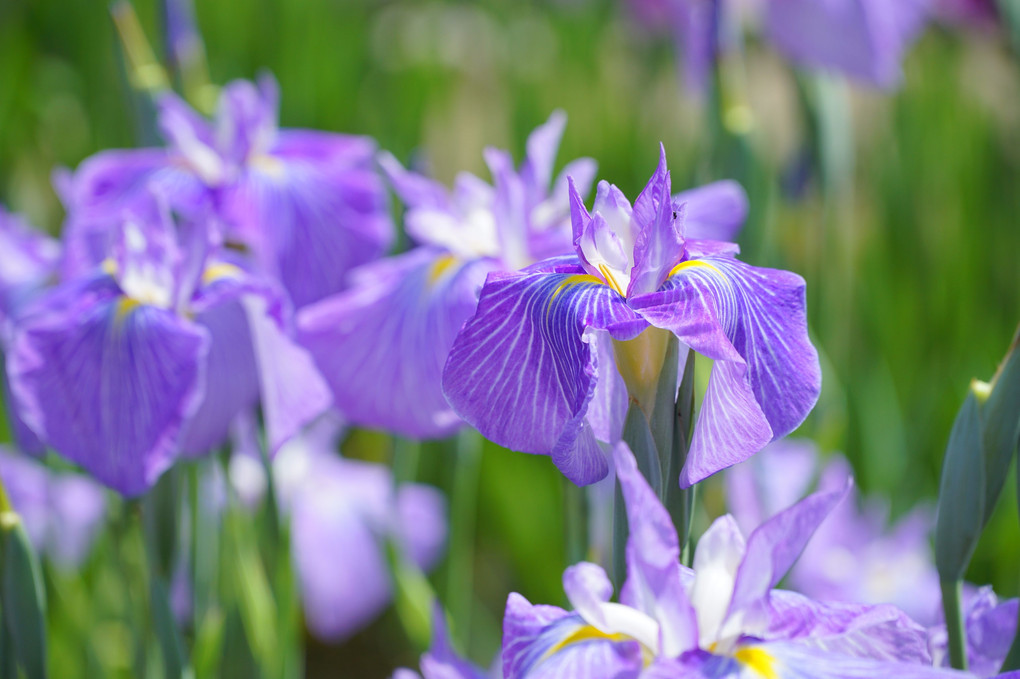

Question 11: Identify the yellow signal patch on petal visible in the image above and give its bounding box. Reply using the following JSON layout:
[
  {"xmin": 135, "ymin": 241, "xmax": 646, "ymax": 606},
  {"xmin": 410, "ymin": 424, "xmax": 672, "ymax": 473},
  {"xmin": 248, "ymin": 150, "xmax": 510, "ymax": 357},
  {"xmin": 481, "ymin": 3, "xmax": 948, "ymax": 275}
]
[
  {"xmin": 427, "ymin": 254, "xmax": 459, "ymax": 287},
  {"xmin": 668, "ymin": 259, "xmax": 721, "ymax": 279},
  {"xmin": 114, "ymin": 296, "xmax": 141, "ymax": 324},
  {"xmin": 202, "ymin": 262, "xmax": 244, "ymax": 285},
  {"xmin": 734, "ymin": 647, "xmax": 778, "ymax": 679}
]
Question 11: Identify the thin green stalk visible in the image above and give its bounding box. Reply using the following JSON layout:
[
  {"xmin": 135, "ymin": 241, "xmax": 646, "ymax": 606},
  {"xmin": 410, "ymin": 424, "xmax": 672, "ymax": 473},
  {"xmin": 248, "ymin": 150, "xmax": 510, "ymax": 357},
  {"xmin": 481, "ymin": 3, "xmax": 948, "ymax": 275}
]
[
  {"xmin": 445, "ymin": 428, "xmax": 482, "ymax": 650},
  {"xmin": 564, "ymin": 477, "xmax": 588, "ymax": 566},
  {"xmin": 1003, "ymin": 604, "xmax": 1020, "ymax": 673},
  {"xmin": 612, "ymin": 479, "xmax": 627, "ymax": 592},
  {"xmin": 940, "ymin": 579, "xmax": 968, "ymax": 671},
  {"xmin": 392, "ymin": 437, "xmax": 421, "ymax": 486}
]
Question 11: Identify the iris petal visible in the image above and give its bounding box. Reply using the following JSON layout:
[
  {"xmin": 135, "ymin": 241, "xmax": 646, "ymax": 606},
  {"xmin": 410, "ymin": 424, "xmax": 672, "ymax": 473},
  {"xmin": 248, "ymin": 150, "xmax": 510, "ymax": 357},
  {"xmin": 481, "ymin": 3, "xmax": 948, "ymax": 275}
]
[
  {"xmin": 299, "ymin": 248, "xmax": 491, "ymax": 439},
  {"xmin": 7, "ymin": 288, "xmax": 208, "ymax": 496},
  {"xmin": 443, "ymin": 270, "xmax": 644, "ymax": 486},
  {"xmin": 631, "ymin": 255, "xmax": 820, "ymax": 486}
]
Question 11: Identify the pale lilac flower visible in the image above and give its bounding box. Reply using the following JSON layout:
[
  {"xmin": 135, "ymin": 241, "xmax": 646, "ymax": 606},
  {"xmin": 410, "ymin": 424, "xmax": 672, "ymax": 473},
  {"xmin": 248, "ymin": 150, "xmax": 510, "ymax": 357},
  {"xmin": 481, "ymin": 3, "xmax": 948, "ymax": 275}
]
[
  {"xmin": 929, "ymin": 587, "xmax": 1019, "ymax": 677},
  {"xmin": 443, "ymin": 146, "xmax": 814, "ymax": 487},
  {"xmin": 726, "ymin": 439, "xmax": 942, "ymax": 625},
  {"xmin": 501, "ymin": 442, "xmax": 969, "ymax": 678}
]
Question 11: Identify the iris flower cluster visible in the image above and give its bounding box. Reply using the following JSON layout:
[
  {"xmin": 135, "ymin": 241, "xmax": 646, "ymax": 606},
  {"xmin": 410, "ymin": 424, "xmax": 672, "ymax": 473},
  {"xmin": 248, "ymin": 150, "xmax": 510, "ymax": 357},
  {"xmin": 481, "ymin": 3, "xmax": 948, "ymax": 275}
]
[{"xmin": 0, "ymin": 4, "xmax": 1017, "ymax": 673}]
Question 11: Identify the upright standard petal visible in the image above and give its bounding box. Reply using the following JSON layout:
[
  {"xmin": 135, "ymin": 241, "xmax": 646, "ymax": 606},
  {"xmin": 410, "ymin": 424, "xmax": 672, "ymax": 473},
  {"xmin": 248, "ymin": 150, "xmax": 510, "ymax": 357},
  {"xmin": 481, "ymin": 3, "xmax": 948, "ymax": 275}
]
[
  {"xmin": 627, "ymin": 145, "xmax": 685, "ymax": 298},
  {"xmin": 443, "ymin": 267, "xmax": 644, "ymax": 485},
  {"xmin": 675, "ymin": 180, "xmax": 749, "ymax": 243},
  {"xmin": 298, "ymin": 248, "xmax": 491, "ymax": 439},
  {"xmin": 631, "ymin": 255, "xmax": 821, "ymax": 486},
  {"xmin": 7, "ymin": 282, "xmax": 208, "ymax": 496}
]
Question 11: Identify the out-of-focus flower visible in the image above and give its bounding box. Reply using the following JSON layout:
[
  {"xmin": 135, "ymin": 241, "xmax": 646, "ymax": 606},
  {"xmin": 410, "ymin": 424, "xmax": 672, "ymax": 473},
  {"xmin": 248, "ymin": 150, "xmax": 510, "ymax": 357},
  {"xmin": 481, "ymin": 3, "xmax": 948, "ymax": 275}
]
[
  {"xmin": 501, "ymin": 442, "xmax": 966, "ymax": 678},
  {"xmin": 929, "ymin": 587, "xmax": 1019, "ymax": 677},
  {"xmin": 59, "ymin": 74, "xmax": 392, "ymax": 309},
  {"xmin": 0, "ymin": 206, "xmax": 59, "ymax": 327},
  {"xmin": 6, "ymin": 203, "xmax": 330, "ymax": 496},
  {"xmin": 727, "ymin": 439, "xmax": 942, "ymax": 625},
  {"xmin": 0, "ymin": 206, "xmax": 60, "ymax": 456},
  {"xmin": 443, "ymin": 145, "xmax": 816, "ymax": 487},
  {"xmin": 394, "ymin": 604, "xmax": 496, "ymax": 679},
  {"xmin": 646, "ymin": 0, "xmax": 930, "ymax": 90},
  {"xmin": 231, "ymin": 418, "xmax": 448, "ymax": 641},
  {"xmin": 0, "ymin": 447, "xmax": 106, "ymax": 570},
  {"xmin": 297, "ymin": 111, "xmax": 597, "ymax": 439},
  {"xmin": 931, "ymin": 0, "xmax": 998, "ymax": 26}
]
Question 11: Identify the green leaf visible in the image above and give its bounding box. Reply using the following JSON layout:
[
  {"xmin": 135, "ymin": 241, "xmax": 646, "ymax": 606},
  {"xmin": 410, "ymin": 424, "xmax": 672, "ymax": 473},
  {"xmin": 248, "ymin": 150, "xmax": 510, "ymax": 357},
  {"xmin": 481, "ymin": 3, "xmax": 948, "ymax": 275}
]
[
  {"xmin": 978, "ymin": 328, "xmax": 1020, "ymax": 525},
  {"xmin": 934, "ymin": 393, "xmax": 986, "ymax": 582},
  {"xmin": 385, "ymin": 540, "xmax": 435, "ymax": 652},
  {"xmin": 150, "ymin": 576, "xmax": 189, "ymax": 679},
  {"xmin": 1, "ymin": 522, "xmax": 48, "ymax": 679}
]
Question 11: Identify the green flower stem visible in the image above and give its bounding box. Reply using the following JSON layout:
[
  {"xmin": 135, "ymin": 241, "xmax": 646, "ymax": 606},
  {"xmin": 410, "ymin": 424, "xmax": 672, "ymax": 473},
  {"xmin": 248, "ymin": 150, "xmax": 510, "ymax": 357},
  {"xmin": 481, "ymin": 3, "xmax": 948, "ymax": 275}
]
[
  {"xmin": 941, "ymin": 579, "xmax": 968, "ymax": 671},
  {"xmin": 564, "ymin": 477, "xmax": 589, "ymax": 567},
  {"xmin": 446, "ymin": 428, "xmax": 482, "ymax": 650}
]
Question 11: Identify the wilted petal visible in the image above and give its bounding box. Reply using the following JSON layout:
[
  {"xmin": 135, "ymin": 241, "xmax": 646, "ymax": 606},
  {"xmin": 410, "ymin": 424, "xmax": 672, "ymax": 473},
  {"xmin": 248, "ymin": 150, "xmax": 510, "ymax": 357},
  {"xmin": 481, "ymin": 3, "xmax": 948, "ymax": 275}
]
[
  {"xmin": 7, "ymin": 283, "xmax": 208, "ymax": 496},
  {"xmin": 299, "ymin": 248, "xmax": 491, "ymax": 439},
  {"xmin": 631, "ymin": 256, "xmax": 820, "ymax": 486},
  {"xmin": 676, "ymin": 180, "xmax": 749, "ymax": 243},
  {"xmin": 443, "ymin": 269, "xmax": 644, "ymax": 486},
  {"xmin": 614, "ymin": 442, "xmax": 698, "ymax": 656}
]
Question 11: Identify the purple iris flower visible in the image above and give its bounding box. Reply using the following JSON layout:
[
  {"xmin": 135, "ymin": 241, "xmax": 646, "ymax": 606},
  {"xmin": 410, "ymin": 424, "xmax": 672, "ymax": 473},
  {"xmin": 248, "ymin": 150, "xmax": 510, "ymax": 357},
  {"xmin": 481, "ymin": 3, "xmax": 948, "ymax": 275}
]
[
  {"xmin": 443, "ymin": 146, "xmax": 818, "ymax": 487},
  {"xmin": 5, "ymin": 202, "xmax": 331, "ymax": 496},
  {"xmin": 501, "ymin": 441, "xmax": 969, "ymax": 678},
  {"xmin": 0, "ymin": 447, "xmax": 106, "ymax": 570},
  {"xmin": 297, "ymin": 112, "xmax": 598, "ymax": 438},
  {"xmin": 929, "ymin": 587, "xmax": 1019, "ymax": 677},
  {"xmin": 726, "ymin": 439, "xmax": 942, "ymax": 625},
  {"xmin": 659, "ymin": 0, "xmax": 929, "ymax": 90},
  {"xmin": 58, "ymin": 74, "xmax": 392, "ymax": 309}
]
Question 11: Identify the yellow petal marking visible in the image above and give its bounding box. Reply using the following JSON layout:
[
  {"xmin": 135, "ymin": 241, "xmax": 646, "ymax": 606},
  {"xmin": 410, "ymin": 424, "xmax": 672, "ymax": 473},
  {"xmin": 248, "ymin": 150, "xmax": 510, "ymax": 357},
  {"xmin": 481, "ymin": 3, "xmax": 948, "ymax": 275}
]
[
  {"xmin": 734, "ymin": 647, "xmax": 778, "ymax": 679},
  {"xmin": 115, "ymin": 296, "xmax": 141, "ymax": 323},
  {"xmin": 202, "ymin": 262, "xmax": 244, "ymax": 285},
  {"xmin": 597, "ymin": 264, "xmax": 625, "ymax": 297},
  {"xmin": 668, "ymin": 259, "xmax": 721, "ymax": 279},
  {"xmin": 427, "ymin": 255, "xmax": 459, "ymax": 287}
]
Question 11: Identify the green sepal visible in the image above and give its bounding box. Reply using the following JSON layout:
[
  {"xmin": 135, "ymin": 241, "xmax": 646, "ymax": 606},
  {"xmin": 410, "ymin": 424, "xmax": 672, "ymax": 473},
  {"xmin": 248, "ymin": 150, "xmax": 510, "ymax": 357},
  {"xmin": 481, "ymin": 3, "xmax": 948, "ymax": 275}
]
[{"xmin": 978, "ymin": 328, "xmax": 1020, "ymax": 525}]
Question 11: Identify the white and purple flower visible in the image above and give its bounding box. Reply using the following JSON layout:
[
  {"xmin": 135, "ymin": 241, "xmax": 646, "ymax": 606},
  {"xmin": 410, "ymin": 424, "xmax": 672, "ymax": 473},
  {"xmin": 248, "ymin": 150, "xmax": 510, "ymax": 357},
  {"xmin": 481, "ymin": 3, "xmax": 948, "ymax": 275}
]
[{"xmin": 442, "ymin": 146, "xmax": 817, "ymax": 487}]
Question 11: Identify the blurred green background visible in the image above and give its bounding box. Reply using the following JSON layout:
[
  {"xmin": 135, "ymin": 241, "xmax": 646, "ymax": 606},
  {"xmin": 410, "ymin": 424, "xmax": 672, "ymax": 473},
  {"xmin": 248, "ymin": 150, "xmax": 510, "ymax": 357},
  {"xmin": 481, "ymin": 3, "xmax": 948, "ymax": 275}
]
[{"xmin": 0, "ymin": 0, "xmax": 1018, "ymax": 676}]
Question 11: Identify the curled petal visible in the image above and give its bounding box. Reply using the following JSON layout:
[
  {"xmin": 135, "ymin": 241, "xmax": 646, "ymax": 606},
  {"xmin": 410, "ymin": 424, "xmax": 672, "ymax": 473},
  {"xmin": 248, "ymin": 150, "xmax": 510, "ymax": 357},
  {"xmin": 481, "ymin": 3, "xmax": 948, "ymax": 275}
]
[{"xmin": 631, "ymin": 256, "xmax": 821, "ymax": 486}]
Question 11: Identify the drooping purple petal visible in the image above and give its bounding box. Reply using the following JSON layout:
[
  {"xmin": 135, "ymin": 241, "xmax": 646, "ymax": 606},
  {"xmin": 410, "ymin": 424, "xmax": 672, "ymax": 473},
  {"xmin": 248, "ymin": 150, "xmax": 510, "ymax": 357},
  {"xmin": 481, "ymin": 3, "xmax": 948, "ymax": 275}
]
[
  {"xmin": 298, "ymin": 248, "xmax": 490, "ymax": 439},
  {"xmin": 443, "ymin": 268, "xmax": 645, "ymax": 485},
  {"xmin": 222, "ymin": 145, "xmax": 394, "ymax": 308},
  {"xmin": 766, "ymin": 0, "xmax": 929, "ymax": 88},
  {"xmin": 7, "ymin": 281, "xmax": 208, "ymax": 496},
  {"xmin": 631, "ymin": 255, "xmax": 821, "ymax": 486},
  {"xmin": 675, "ymin": 180, "xmax": 749, "ymax": 243},
  {"xmin": 614, "ymin": 441, "xmax": 699, "ymax": 656}
]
